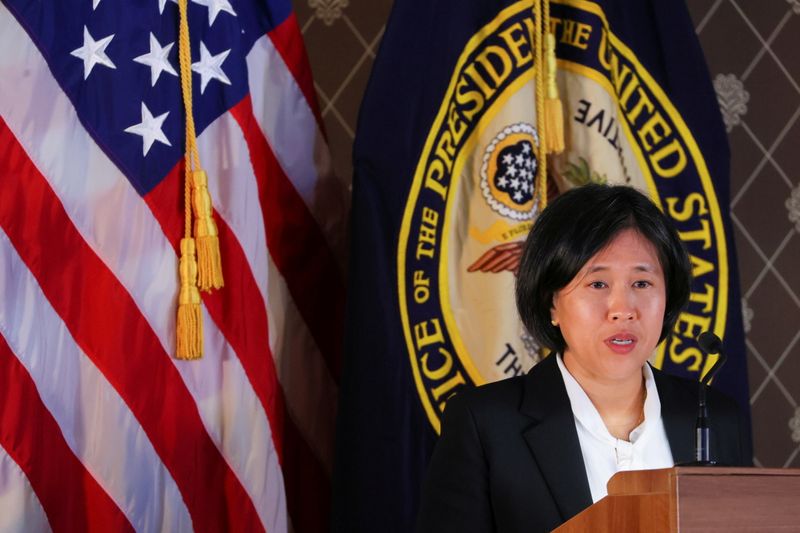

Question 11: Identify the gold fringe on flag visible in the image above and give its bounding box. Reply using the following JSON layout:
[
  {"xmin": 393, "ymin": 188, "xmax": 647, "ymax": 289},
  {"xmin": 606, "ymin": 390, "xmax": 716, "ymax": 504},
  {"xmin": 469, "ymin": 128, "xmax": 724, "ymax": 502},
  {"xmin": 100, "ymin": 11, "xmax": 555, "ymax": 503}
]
[
  {"xmin": 544, "ymin": 32, "xmax": 564, "ymax": 155},
  {"xmin": 177, "ymin": 238, "xmax": 203, "ymax": 359},
  {"xmin": 532, "ymin": 0, "xmax": 566, "ymax": 210},
  {"xmin": 174, "ymin": 0, "xmax": 224, "ymax": 359},
  {"xmin": 191, "ymin": 170, "xmax": 224, "ymax": 291},
  {"xmin": 542, "ymin": 0, "xmax": 564, "ymax": 155}
]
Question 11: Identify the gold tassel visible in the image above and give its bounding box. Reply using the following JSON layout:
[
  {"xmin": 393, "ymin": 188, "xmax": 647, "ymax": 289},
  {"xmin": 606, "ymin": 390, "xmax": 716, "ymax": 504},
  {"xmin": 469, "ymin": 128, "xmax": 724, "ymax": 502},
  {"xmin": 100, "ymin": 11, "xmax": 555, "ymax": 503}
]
[
  {"xmin": 544, "ymin": 32, "xmax": 564, "ymax": 154},
  {"xmin": 191, "ymin": 170, "xmax": 224, "ymax": 291},
  {"xmin": 176, "ymin": 238, "xmax": 203, "ymax": 359}
]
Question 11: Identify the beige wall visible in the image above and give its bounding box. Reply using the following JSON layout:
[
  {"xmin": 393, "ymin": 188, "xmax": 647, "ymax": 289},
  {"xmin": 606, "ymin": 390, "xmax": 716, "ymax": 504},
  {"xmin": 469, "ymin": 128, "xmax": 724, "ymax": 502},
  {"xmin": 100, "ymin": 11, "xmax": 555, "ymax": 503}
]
[{"xmin": 295, "ymin": 0, "xmax": 800, "ymax": 468}]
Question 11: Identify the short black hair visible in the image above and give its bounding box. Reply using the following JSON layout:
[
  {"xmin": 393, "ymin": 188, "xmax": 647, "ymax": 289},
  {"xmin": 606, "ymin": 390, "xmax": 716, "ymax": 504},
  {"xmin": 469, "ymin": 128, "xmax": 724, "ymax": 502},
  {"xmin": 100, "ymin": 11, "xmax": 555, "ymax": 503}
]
[{"xmin": 515, "ymin": 184, "xmax": 691, "ymax": 353}]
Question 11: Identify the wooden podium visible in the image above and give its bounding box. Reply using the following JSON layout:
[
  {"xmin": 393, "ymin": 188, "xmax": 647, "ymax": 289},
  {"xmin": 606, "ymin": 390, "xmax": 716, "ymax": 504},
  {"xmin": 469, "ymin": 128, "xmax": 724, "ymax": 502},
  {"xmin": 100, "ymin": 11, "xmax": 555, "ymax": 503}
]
[{"xmin": 553, "ymin": 467, "xmax": 800, "ymax": 532}]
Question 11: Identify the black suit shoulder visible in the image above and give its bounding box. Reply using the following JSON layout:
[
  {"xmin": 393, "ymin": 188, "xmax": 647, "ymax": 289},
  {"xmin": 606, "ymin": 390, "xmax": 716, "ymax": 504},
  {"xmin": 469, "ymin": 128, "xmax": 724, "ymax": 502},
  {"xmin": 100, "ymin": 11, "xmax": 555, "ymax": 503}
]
[
  {"xmin": 444, "ymin": 374, "xmax": 526, "ymax": 422},
  {"xmin": 415, "ymin": 378, "xmax": 521, "ymax": 533},
  {"xmin": 654, "ymin": 367, "xmax": 738, "ymax": 411},
  {"xmin": 417, "ymin": 358, "xmax": 579, "ymax": 533}
]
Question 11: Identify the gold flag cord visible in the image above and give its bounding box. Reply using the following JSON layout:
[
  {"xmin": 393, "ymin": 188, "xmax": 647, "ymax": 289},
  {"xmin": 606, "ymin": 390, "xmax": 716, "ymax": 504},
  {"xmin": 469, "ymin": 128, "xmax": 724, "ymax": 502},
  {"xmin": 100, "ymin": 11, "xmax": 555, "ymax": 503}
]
[
  {"xmin": 175, "ymin": 0, "xmax": 224, "ymax": 360},
  {"xmin": 533, "ymin": 0, "xmax": 565, "ymax": 212},
  {"xmin": 533, "ymin": 0, "xmax": 548, "ymax": 211}
]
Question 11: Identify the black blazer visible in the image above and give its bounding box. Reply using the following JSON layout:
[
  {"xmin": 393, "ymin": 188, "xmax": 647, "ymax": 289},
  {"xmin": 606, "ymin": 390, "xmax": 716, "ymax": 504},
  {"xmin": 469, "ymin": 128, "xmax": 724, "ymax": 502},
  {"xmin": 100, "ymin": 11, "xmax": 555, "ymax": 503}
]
[{"xmin": 416, "ymin": 354, "xmax": 751, "ymax": 533}]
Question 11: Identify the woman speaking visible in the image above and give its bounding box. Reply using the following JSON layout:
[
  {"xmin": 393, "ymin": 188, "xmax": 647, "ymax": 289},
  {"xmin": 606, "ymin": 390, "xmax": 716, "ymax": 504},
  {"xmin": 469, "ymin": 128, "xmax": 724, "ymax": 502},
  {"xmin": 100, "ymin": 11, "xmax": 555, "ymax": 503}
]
[{"xmin": 416, "ymin": 184, "xmax": 750, "ymax": 533}]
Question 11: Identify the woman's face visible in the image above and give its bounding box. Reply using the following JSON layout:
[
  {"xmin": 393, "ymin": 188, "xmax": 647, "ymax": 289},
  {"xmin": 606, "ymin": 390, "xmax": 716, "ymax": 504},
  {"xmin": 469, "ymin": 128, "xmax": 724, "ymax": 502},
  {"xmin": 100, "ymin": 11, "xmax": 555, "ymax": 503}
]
[{"xmin": 551, "ymin": 228, "xmax": 667, "ymax": 386}]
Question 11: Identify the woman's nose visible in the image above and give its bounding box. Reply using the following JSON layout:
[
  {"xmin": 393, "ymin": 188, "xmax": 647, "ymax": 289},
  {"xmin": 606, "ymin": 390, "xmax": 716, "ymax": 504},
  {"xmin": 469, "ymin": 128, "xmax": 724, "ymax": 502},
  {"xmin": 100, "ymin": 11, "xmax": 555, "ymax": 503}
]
[
  {"xmin": 608, "ymin": 288, "xmax": 636, "ymax": 321},
  {"xmin": 609, "ymin": 309, "xmax": 635, "ymax": 321}
]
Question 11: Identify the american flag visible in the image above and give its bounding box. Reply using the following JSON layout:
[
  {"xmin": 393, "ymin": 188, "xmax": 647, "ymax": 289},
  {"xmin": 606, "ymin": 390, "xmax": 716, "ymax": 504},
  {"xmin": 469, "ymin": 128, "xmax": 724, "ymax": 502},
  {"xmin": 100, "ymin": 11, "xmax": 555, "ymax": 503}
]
[{"xmin": 0, "ymin": 0, "xmax": 346, "ymax": 531}]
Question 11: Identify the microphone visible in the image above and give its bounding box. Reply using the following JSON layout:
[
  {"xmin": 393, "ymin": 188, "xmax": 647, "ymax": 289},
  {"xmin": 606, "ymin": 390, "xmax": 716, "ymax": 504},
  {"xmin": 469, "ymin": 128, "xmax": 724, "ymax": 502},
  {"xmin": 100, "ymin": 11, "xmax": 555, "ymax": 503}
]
[
  {"xmin": 692, "ymin": 332, "xmax": 728, "ymax": 465},
  {"xmin": 697, "ymin": 332, "xmax": 725, "ymax": 377}
]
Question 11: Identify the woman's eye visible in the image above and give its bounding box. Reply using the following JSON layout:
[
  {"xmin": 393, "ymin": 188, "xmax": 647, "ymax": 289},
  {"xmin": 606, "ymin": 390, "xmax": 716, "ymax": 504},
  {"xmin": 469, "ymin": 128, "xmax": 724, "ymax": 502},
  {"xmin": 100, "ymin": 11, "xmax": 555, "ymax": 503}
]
[
  {"xmin": 633, "ymin": 280, "xmax": 652, "ymax": 289},
  {"xmin": 589, "ymin": 281, "xmax": 607, "ymax": 289}
]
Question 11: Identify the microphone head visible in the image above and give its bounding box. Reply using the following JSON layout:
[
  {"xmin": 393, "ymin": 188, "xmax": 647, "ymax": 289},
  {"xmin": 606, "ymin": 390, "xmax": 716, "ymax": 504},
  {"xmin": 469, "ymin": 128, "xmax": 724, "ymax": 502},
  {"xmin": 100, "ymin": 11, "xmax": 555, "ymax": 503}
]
[{"xmin": 697, "ymin": 331, "xmax": 723, "ymax": 354}]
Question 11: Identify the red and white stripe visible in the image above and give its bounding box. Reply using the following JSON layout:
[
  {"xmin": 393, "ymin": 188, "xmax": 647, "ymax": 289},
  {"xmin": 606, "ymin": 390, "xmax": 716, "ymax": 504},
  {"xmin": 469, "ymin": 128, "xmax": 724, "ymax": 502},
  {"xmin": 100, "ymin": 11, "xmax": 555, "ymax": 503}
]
[
  {"xmin": 0, "ymin": 3, "xmax": 344, "ymax": 532},
  {"xmin": 0, "ymin": 228, "xmax": 192, "ymax": 532},
  {"xmin": 0, "ymin": 444, "xmax": 51, "ymax": 533}
]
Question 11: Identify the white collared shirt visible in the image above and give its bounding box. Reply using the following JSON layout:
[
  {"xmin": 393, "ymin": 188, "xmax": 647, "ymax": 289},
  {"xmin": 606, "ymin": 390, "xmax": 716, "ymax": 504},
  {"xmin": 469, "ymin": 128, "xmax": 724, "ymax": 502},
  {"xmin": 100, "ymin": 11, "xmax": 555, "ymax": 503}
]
[{"xmin": 555, "ymin": 354, "xmax": 674, "ymax": 502}]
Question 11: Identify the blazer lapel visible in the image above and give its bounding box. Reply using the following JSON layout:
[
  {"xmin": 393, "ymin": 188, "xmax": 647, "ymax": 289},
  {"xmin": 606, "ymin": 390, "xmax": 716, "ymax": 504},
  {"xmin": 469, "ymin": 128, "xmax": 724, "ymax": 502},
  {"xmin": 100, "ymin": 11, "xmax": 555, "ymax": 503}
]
[
  {"xmin": 652, "ymin": 365, "xmax": 696, "ymax": 464},
  {"xmin": 519, "ymin": 355, "xmax": 593, "ymax": 522}
]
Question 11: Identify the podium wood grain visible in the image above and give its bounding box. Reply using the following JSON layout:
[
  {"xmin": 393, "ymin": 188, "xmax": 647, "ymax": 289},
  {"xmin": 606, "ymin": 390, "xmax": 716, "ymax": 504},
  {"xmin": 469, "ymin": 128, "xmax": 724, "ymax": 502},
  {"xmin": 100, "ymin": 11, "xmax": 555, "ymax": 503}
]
[{"xmin": 553, "ymin": 467, "xmax": 800, "ymax": 532}]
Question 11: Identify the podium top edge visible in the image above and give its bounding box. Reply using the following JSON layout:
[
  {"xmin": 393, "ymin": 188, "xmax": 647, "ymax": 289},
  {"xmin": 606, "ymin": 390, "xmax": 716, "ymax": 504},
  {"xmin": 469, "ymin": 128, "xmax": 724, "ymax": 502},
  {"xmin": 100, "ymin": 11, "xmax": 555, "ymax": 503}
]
[{"xmin": 672, "ymin": 466, "xmax": 800, "ymax": 476}]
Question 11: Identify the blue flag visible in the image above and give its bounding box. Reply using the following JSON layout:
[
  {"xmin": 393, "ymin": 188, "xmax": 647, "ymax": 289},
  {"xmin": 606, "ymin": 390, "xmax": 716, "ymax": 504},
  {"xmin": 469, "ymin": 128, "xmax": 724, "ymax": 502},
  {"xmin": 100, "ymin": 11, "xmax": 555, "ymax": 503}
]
[{"xmin": 333, "ymin": 0, "xmax": 752, "ymax": 530}]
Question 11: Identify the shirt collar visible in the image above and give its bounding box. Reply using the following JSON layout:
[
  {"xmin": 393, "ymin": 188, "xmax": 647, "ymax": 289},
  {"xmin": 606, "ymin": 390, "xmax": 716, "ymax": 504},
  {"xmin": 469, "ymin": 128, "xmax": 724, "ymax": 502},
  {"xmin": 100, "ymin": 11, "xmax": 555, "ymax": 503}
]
[{"xmin": 555, "ymin": 354, "xmax": 661, "ymax": 444}]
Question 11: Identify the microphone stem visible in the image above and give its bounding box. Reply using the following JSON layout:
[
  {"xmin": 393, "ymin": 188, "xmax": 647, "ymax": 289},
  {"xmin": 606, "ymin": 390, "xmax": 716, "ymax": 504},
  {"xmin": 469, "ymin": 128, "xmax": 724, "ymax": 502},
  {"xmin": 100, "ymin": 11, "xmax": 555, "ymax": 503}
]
[{"xmin": 695, "ymin": 383, "xmax": 710, "ymax": 463}]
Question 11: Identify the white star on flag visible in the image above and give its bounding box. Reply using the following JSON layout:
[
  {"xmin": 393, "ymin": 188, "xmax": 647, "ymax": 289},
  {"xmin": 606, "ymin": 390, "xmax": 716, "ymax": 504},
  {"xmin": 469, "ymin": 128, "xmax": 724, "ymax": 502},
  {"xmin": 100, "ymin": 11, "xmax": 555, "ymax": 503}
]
[
  {"xmin": 70, "ymin": 26, "xmax": 116, "ymax": 80},
  {"xmin": 134, "ymin": 33, "xmax": 178, "ymax": 86},
  {"xmin": 158, "ymin": 0, "xmax": 178, "ymax": 14},
  {"xmin": 192, "ymin": 42, "xmax": 232, "ymax": 94},
  {"xmin": 522, "ymin": 143, "xmax": 531, "ymax": 154},
  {"xmin": 124, "ymin": 103, "xmax": 172, "ymax": 156},
  {"xmin": 193, "ymin": 0, "xmax": 237, "ymax": 25}
]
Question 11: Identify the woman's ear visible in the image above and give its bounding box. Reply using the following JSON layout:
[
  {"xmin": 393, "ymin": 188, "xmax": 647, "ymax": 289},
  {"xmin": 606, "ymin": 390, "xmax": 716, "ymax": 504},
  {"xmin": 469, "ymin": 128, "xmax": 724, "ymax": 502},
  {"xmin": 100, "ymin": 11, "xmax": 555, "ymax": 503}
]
[{"xmin": 550, "ymin": 304, "xmax": 558, "ymax": 327}]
